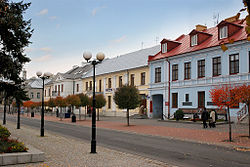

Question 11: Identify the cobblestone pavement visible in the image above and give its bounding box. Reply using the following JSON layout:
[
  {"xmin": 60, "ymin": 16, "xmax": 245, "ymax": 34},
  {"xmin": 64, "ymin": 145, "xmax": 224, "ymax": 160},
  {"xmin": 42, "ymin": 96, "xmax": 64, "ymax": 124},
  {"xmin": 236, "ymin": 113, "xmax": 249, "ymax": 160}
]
[
  {"xmin": 10, "ymin": 112, "xmax": 250, "ymax": 149},
  {"xmin": 4, "ymin": 122, "xmax": 171, "ymax": 167}
]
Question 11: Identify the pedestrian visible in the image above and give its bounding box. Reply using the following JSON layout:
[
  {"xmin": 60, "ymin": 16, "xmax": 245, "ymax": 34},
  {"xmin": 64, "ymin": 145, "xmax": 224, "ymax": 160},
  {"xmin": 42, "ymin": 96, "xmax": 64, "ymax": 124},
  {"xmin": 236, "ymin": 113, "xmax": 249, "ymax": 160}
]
[
  {"xmin": 201, "ymin": 107, "xmax": 208, "ymax": 128},
  {"xmin": 210, "ymin": 110, "xmax": 216, "ymax": 128}
]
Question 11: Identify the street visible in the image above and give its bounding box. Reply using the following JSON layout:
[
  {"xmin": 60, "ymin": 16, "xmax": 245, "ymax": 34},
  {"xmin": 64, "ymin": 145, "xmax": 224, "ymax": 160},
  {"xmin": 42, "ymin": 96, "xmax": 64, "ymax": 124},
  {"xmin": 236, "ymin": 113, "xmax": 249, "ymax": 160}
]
[{"xmin": 5, "ymin": 115, "xmax": 250, "ymax": 167}]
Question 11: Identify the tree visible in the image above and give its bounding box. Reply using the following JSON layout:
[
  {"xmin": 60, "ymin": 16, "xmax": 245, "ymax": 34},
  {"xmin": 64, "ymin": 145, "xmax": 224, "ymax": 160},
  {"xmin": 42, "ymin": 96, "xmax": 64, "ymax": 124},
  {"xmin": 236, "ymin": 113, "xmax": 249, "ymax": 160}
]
[
  {"xmin": 23, "ymin": 100, "xmax": 34, "ymax": 115},
  {"xmin": 0, "ymin": 0, "xmax": 32, "ymax": 83},
  {"xmin": 234, "ymin": 84, "xmax": 250, "ymax": 137},
  {"xmin": 113, "ymin": 85, "xmax": 140, "ymax": 126},
  {"xmin": 0, "ymin": 0, "xmax": 32, "ymax": 125},
  {"xmin": 47, "ymin": 98, "xmax": 56, "ymax": 115},
  {"xmin": 210, "ymin": 85, "xmax": 238, "ymax": 141},
  {"xmin": 54, "ymin": 96, "xmax": 67, "ymax": 120},
  {"xmin": 65, "ymin": 95, "xmax": 81, "ymax": 115},
  {"xmin": 90, "ymin": 94, "xmax": 106, "ymax": 121},
  {"xmin": 77, "ymin": 93, "xmax": 89, "ymax": 120}
]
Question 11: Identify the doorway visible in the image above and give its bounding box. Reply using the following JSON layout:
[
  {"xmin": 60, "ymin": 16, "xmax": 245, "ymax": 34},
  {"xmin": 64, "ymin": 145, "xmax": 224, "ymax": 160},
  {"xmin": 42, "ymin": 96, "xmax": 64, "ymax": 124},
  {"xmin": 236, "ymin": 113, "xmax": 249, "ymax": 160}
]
[
  {"xmin": 152, "ymin": 94, "xmax": 163, "ymax": 119},
  {"xmin": 198, "ymin": 91, "xmax": 205, "ymax": 108}
]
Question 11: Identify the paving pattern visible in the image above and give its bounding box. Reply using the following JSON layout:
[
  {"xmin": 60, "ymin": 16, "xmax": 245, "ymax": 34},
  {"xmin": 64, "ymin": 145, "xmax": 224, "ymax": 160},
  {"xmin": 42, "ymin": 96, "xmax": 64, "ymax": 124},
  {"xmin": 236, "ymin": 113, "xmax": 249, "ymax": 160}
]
[
  {"xmin": 4, "ymin": 122, "xmax": 171, "ymax": 167},
  {"xmin": 16, "ymin": 113, "xmax": 250, "ymax": 148}
]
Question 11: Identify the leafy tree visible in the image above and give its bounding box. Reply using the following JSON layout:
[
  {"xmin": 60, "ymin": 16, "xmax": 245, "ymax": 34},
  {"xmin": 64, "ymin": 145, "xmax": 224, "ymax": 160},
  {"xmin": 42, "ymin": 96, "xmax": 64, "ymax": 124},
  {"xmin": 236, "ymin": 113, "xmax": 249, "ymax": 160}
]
[
  {"xmin": 47, "ymin": 98, "xmax": 56, "ymax": 113},
  {"xmin": 234, "ymin": 84, "xmax": 250, "ymax": 137},
  {"xmin": 210, "ymin": 85, "xmax": 238, "ymax": 141},
  {"xmin": 0, "ymin": 0, "xmax": 32, "ymax": 83},
  {"xmin": 90, "ymin": 94, "xmax": 106, "ymax": 121},
  {"xmin": 54, "ymin": 96, "xmax": 67, "ymax": 120},
  {"xmin": 65, "ymin": 95, "xmax": 81, "ymax": 115},
  {"xmin": 0, "ymin": 0, "xmax": 32, "ymax": 125},
  {"xmin": 77, "ymin": 93, "xmax": 89, "ymax": 120},
  {"xmin": 113, "ymin": 85, "xmax": 140, "ymax": 126}
]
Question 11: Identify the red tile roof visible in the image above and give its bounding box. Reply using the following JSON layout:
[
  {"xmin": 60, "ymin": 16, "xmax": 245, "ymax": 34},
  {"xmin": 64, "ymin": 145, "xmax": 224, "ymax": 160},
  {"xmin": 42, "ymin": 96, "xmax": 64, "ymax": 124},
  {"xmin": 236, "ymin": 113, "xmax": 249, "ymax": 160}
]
[{"xmin": 149, "ymin": 19, "xmax": 247, "ymax": 62}]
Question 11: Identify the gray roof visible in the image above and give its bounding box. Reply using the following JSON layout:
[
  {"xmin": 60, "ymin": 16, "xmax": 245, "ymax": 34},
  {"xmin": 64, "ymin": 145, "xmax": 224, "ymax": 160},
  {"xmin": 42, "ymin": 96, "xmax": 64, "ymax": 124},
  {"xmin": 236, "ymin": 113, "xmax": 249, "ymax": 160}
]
[
  {"xmin": 27, "ymin": 78, "xmax": 51, "ymax": 89},
  {"xmin": 63, "ymin": 64, "xmax": 92, "ymax": 79},
  {"xmin": 83, "ymin": 45, "xmax": 160, "ymax": 78}
]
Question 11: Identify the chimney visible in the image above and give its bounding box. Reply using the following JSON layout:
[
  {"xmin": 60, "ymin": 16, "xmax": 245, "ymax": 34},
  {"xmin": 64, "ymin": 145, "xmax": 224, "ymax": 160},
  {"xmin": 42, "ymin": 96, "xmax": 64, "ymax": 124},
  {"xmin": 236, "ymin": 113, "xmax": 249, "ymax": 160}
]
[
  {"xmin": 195, "ymin": 24, "xmax": 207, "ymax": 31},
  {"xmin": 224, "ymin": 15, "xmax": 239, "ymax": 23},
  {"xmin": 72, "ymin": 65, "xmax": 78, "ymax": 69},
  {"xmin": 22, "ymin": 69, "xmax": 27, "ymax": 80}
]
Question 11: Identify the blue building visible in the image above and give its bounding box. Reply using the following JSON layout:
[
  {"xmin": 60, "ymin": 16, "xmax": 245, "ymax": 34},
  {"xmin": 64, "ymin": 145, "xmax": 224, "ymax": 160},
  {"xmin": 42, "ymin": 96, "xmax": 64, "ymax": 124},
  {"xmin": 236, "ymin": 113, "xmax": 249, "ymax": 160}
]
[{"xmin": 148, "ymin": 15, "xmax": 250, "ymax": 120}]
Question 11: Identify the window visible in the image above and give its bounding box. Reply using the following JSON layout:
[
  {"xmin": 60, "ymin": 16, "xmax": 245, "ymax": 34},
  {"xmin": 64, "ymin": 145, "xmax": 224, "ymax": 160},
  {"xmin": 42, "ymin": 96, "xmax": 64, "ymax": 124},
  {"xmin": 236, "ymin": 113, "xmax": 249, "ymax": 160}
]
[
  {"xmin": 172, "ymin": 64, "xmax": 178, "ymax": 81},
  {"xmin": 229, "ymin": 54, "xmax": 239, "ymax": 74},
  {"xmin": 155, "ymin": 67, "xmax": 161, "ymax": 83},
  {"xmin": 219, "ymin": 26, "xmax": 228, "ymax": 39},
  {"xmin": 99, "ymin": 80, "xmax": 102, "ymax": 92},
  {"xmin": 58, "ymin": 85, "xmax": 60, "ymax": 93},
  {"xmin": 76, "ymin": 84, "xmax": 79, "ymax": 92},
  {"xmin": 162, "ymin": 43, "xmax": 167, "ymax": 53},
  {"xmin": 198, "ymin": 59, "xmax": 205, "ymax": 78},
  {"xmin": 172, "ymin": 93, "xmax": 178, "ymax": 108},
  {"xmin": 55, "ymin": 85, "xmax": 57, "ymax": 92},
  {"xmin": 85, "ymin": 82, "xmax": 88, "ymax": 91},
  {"xmin": 213, "ymin": 57, "xmax": 221, "ymax": 76},
  {"xmin": 108, "ymin": 78, "xmax": 112, "ymax": 88},
  {"xmin": 49, "ymin": 88, "xmax": 51, "ymax": 96},
  {"xmin": 130, "ymin": 74, "xmax": 135, "ymax": 86},
  {"xmin": 89, "ymin": 81, "xmax": 92, "ymax": 90},
  {"xmin": 185, "ymin": 94, "xmax": 189, "ymax": 102},
  {"xmin": 184, "ymin": 62, "xmax": 191, "ymax": 80},
  {"xmin": 37, "ymin": 92, "xmax": 40, "ymax": 99},
  {"xmin": 141, "ymin": 72, "xmax": 145, "ymax": 85},
  {"xmin": 30, "ymin": 92, "xmax": 34, "ymax": 99},
  {"xmin": 61, "ymin": 84, "xmax": 63, "ymax": 92},
  {"xmin": 191, "ymin": 34, "xmax": 198, "ymax": 46},
  {"xmin": 108, "ymin": 96, "xmax": 111, "ymax": 109},
  {"xmin": 119, "ymin": 76, "xmax": 122, "ymax": 87}
]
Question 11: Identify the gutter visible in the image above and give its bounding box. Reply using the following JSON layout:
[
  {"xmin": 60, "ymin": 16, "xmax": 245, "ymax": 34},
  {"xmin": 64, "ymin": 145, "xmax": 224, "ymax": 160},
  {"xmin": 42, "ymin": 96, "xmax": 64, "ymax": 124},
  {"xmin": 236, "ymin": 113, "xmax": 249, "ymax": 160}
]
[{"xmin": 165, "ymin": 58, "xmax": 170, "ymax": 119}]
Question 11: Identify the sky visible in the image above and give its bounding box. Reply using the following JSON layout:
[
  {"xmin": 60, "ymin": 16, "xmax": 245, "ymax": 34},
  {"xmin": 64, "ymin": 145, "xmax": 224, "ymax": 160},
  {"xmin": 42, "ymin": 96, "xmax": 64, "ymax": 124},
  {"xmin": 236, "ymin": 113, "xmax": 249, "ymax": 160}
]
[{"xmin": 20, "ymin": 0, "xmax": 246, "ymax": 78}]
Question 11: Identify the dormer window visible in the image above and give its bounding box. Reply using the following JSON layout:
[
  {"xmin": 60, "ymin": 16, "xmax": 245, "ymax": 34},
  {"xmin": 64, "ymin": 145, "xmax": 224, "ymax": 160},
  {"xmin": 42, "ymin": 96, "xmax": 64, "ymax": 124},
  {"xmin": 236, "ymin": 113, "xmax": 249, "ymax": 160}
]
[
  {"xmin": 191, "ymin": 34, "xmax": 198, "ymax": 46},
  {"xmin": 219, "ymin": 26, "xmax": 228, "ymax": 39},
  {"xmin": 162, "ymin": 43, "xmax": 167, "ymax": 53}
]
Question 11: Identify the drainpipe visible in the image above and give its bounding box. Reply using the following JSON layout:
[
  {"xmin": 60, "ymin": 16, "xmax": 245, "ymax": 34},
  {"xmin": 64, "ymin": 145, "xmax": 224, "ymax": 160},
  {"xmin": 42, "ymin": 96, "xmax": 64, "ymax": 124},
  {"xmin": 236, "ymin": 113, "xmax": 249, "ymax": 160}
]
[{"xmin": 166, "ymin": 58, "xmax": 170, "ymax": 119}]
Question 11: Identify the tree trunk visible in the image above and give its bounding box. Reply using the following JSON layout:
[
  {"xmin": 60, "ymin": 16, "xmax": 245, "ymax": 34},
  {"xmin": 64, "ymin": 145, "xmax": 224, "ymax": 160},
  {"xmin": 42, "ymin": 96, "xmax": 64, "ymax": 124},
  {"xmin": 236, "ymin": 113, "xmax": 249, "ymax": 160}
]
[
  {"xmin": 17, "ymin": 103, "xmax": 20, "ymax": 129},
  {"xmin": 248, "ymin": 103, "xmax": 250, "ymax": 138},
  {"xmin": 79, "ymin": 107, "xmax": 81, "ymax": 120},
  {"xmin": 60, "ymin": 107, "xmax": 62, "ymax": 121},
  {"xmin": 127, "ymin": 108, "xmax": 130, "ymax": 126},
  {"xmin": 97, "ymin": 108, "xmax": 100, "ymax": 121},
  {"xmin": 8, "ymin": 104, "xmax": 10, "ymax": 114},
  {"xmin": 85, "ymin": 106, "xmax": 87, "ymax": 120},
  {"xmin": 3, "ymin": 98, "xmax": 7, "ymax": 125},
  {"xmin": 227, "ymin": 106, "xmax": 232, "ymax": 142}
]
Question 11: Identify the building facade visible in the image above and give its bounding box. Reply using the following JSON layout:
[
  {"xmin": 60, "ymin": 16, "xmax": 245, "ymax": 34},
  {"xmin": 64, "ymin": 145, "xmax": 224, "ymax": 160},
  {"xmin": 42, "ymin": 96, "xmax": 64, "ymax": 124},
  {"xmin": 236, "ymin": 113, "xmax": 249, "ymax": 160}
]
[
  {"xmin": 82, "ymin": 45, "xmax": 160, "ymax": 117},
  {"xmin": 149, "ymin": 15, "xmax": 250, "ymax": 120}
]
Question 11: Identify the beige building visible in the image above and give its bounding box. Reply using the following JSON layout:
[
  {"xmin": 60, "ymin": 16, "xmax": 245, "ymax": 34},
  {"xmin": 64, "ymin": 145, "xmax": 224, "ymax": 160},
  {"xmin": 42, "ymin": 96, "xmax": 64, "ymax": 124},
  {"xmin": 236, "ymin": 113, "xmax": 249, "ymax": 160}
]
[{"xmin": 82, "ymin": 46, "xmax": 160, "ymax": 117}]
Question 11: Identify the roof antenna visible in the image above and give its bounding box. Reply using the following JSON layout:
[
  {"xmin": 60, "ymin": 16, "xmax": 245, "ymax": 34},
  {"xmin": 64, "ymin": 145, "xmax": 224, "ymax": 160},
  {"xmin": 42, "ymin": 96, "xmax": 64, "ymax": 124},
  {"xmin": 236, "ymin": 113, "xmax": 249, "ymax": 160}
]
[
  {"xmin": 213, "ymin": 13, "xmax": 219, "ymax": 26},
  {"xmin": 155, "ymin": 37, "xmax": 159, "ymax": 44}
]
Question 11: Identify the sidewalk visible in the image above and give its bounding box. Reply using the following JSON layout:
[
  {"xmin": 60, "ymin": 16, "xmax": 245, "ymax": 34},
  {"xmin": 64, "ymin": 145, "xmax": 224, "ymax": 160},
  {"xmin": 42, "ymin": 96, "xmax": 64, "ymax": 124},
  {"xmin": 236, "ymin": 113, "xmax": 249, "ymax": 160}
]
[
  {"xmin": 4, "ymin": 122, "xmax": 170, "ymax": 167},
  {"xmin": 10, "ymin": 112, "xmax": 250, "ymax": 149}
]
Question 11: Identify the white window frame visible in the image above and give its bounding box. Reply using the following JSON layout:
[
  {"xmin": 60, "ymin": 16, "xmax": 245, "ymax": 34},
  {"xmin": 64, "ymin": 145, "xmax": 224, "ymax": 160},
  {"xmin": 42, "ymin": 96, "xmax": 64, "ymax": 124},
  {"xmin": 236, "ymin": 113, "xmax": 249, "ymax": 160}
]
[
  {"xmin": 191, "ymin": 34, "xmax": 198, "ymax": 46},
  {"xmin": 219, "ymin": 26, "xmax": 228, "ymax": 39},
  {"xmin": 162, "ymin": 43, "xmax": 167, "ymax": 53}
]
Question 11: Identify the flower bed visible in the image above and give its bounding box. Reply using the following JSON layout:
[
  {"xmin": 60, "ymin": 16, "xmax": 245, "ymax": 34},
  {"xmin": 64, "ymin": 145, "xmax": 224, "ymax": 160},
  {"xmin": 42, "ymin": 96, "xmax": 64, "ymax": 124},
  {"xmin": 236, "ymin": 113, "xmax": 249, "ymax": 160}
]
[{"xmin": 0, "ymin": 125, "xmax": 28, "ymax": 153}]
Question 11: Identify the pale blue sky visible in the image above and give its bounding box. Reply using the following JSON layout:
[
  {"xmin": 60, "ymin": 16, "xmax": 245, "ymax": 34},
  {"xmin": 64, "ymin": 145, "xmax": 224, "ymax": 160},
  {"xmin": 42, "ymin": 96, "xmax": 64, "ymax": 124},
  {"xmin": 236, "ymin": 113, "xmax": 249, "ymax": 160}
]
[{"xmin": 22, "ymin": 0, "xmax": 246, "ymax": 78}]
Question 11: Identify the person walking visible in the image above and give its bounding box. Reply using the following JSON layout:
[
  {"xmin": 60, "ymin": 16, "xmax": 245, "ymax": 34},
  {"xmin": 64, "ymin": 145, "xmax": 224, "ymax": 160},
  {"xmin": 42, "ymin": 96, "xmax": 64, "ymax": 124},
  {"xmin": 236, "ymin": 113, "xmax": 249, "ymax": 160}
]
[
  {"xmin": 201, "ymin": 107, "xmax": 208, "ymax": 128},
  {"xmin": 210, "ymin": 110, "xmax": 216, "ymax": 128}
]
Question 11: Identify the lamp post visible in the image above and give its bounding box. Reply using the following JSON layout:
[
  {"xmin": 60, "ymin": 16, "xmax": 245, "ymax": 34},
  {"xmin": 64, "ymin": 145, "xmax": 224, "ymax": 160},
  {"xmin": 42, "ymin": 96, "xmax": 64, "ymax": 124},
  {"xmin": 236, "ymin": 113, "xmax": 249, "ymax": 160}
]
[
  {"xmin": 83, "ymin": 51, "xmax": 105, "ymax": 153},
  {"xmin": 36, "ymin": 71, "xmax": 52, "ymax": 137}
]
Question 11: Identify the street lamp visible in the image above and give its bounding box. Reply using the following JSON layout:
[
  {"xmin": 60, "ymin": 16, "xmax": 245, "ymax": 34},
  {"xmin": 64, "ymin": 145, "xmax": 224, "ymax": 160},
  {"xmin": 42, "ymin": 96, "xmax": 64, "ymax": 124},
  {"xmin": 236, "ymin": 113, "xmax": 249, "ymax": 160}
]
[
  {"xmin": 36, "ymin": 71, "xmax": 52, "ymax": 137},
  {"xmin": 83, "ymin": 51, "xmax": 105, "ymax": 153}
]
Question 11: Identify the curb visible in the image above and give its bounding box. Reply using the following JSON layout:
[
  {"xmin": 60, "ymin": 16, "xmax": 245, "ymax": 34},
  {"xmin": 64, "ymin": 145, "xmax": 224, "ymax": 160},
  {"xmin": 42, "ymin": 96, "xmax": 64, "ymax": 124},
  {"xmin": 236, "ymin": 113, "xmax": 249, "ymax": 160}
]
[{"xmin": 0, "ymin": 145, "xmax": 44, "ymax": 166}]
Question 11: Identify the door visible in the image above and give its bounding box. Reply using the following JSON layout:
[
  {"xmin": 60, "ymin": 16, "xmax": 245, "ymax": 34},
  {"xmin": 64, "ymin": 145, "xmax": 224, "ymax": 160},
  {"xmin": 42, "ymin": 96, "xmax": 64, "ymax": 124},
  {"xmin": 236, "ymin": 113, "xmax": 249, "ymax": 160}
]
[{"xmin": 198, "ymin": 91, "xmax": 205, "ymax": 108}]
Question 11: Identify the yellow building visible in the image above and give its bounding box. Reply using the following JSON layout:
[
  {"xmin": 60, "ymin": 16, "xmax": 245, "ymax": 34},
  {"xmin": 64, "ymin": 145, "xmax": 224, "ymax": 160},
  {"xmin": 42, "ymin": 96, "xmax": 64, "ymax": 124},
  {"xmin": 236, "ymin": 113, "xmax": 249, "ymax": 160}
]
[{"xmin": 82, "ymin": 46, "xmax": 160, "ymax": 117}]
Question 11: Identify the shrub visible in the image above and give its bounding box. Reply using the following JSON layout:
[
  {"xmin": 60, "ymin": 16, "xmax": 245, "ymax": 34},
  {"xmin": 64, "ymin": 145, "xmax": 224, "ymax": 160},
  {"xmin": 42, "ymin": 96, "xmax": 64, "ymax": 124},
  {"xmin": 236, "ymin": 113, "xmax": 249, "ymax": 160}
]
[
  {"xmin": 0, "ymin": 126, "xmax": 28, "ymax": 153},
  {"xmin": 174, "ymin": 109, "xmax": 184, "ymax": 120},
  {"xmin": 0, "ymin": 125, "xmax": 11, "ymax": 139}
]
